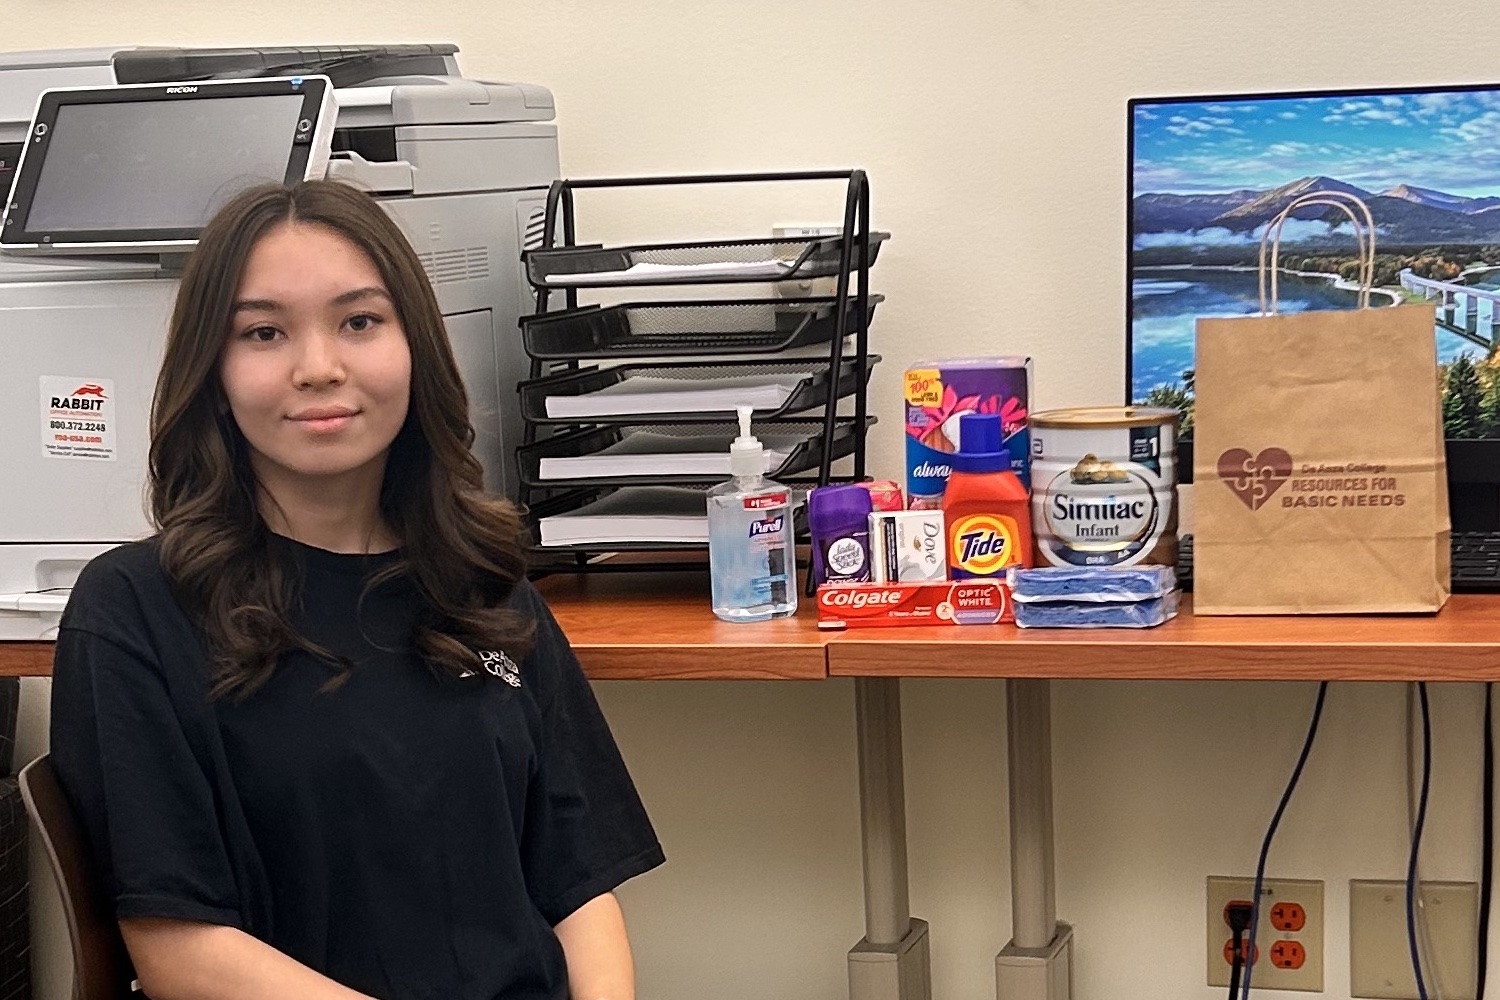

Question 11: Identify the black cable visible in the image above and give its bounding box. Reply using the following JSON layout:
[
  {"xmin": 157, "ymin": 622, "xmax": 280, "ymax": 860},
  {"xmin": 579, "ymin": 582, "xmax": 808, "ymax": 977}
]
[
  {"xmin": 1226, "ymin": 901, "xmax": 1253, "ymax": 1000},
  {"xmin": 1227, "ymin": 932, "xmax": 1246, "ymax": 1000},
  {"xmin": 1241, "ymin": 681, "xmax": 1329, "ymax": 1000},
  {"xmin": 1481, "ymin": 682, "xmax": 1493, "ymax": 1000},
  {"xmin": 1407, "ymin": 682, "xmax": 1433, "ymax": 1000}
]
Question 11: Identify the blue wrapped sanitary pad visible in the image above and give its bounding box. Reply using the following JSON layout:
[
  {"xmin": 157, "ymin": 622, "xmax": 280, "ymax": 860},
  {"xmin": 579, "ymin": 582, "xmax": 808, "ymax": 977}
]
[
  {"xmin": 1007, "ymin": 565, "xmax": 1176, "ymax": 603},
  {"xmin": 1014, "ymin": 591, "xmax": 1179, "ymax": 629}
]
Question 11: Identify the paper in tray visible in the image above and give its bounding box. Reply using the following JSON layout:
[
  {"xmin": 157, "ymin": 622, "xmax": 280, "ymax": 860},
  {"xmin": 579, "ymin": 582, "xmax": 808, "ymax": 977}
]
[
  {"xmin": 521, "ymin": 356, "xmax": 880, "ymax": 427},
  {"xmin": 543, "ymin": 260, "xmax": 798, "ymax": 285},
  {"xmin": 544, "ymin": 373, "xmax": 811, "ymax": 420},
  {"xmin": 520, "ymin": 297, "xmax": 884, "ymax": 361},
  {"xmin": 538, "ymin": 429, "xmax": 798, "ymax": 480},
  {"xmin": 518, "ymin": 419, "xmax": 869, "ymax": 489},
  {"xmin": 537, "ymin": 487, "xmax": 708, "ymax": 546},
  {"xmin": 525, "ymin": 232, "xmax": 889, "ymax": 289}
]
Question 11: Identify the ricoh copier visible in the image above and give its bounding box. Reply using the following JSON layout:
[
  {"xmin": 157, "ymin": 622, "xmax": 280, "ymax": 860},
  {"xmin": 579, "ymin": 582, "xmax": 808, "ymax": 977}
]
[{"xmin": 0, "ymin": 44, "xmax": 559, "ymax": 639}]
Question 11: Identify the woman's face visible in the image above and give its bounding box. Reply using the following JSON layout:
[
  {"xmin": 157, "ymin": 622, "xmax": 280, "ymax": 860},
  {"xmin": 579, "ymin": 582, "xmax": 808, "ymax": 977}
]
[{"xmin": 219, "ymin": 221, "xmax": 413, "ymax": 494}]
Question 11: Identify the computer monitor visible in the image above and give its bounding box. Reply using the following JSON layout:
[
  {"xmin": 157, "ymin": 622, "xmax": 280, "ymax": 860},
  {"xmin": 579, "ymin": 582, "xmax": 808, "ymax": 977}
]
[
  {"xmin": 1, "ymin": 76, "xmax": 335, "ymax": 254},
  {"xmin": 1128, "ymin": 83, "xmax": 1500, "ymax": 519}
]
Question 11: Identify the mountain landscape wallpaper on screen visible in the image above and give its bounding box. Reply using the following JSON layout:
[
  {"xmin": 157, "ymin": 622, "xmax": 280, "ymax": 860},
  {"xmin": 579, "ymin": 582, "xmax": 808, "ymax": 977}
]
[{"xmin": 1129, "ymin": 89, "xmax": 1500, "ymax": 438}]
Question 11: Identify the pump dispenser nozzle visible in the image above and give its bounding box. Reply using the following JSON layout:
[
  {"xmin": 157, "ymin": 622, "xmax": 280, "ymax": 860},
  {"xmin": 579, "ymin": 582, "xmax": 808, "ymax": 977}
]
[{"xmin": 729, "ymin": 405, "xmax": 765, "ymax": 478}]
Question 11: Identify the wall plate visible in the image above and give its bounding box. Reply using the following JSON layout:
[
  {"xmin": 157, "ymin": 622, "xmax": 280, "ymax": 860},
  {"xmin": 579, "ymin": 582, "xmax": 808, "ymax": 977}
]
[
  {"xmin": 1350, "ymin": 880, "xmax": 1477, "ymax": 1000},
  {"xmin": 1206, "ymin": 875, "xmax": 1324, "ymax": 992}
]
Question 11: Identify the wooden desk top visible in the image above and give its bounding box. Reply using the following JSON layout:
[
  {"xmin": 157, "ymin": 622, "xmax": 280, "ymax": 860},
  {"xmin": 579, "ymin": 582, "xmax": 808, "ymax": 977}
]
[
  {"xmin": 536, "ymin": 571, "xmax": 826, "ymax": 680},
  {"xmin": 7, "ymin": 587, "xmax": 1500, "ymax": 683},
  {"xmin": 825, "ymin": 593, "xmax": 1500, "ymax": 682},
  {"xmin": 0, "ymin": 643, "xmax": 59, "ymax": 679}
]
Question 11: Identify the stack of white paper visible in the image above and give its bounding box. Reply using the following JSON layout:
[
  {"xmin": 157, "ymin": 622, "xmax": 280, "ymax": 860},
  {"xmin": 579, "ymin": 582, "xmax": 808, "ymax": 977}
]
[
  {"xmin": 543, "ymin": 260, "xmax": 798, "ymax": 285},
  {"xmin": 538, "ymin": 487, "xmax": 709, "ymax": 546},
  {"xmin": 539, "ymin": 430, "xmax": 799, "ymax": 479},
  {"xmin": 545, "ymin": 373, "xmax": 811, "ymax": 419}
]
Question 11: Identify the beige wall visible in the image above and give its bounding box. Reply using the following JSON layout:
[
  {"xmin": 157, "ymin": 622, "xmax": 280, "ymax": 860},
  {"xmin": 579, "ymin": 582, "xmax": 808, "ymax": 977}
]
[{"xmin": 6, "ymin": 1, "xmax": 1498, "ymax": 997}]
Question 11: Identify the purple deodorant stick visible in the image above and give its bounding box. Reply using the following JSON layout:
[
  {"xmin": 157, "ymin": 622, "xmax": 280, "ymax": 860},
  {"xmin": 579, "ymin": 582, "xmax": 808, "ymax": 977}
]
[{"xmin": 808, "ymin": 484, "xmax": 875, "ymax": 585}]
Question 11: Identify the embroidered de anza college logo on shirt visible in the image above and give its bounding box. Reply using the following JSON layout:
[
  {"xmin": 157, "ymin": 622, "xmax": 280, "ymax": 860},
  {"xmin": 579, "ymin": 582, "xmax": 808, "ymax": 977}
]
[{"xmin": 459, "ymin": 650, "xmax": 521, "ymax": 686}]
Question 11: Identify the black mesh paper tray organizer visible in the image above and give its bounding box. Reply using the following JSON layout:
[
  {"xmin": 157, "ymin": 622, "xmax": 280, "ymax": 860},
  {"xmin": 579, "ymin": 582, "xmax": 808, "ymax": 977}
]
[
  {"xmin": 519, "ymin": 295, "xmax": 883, "ymax": 361},
  {"xmin": 518, "ymin": 355, "xmax": 880, "ymax": 426},
  {"xmin": 515, "ymin": 417, "xmax": 875, "ymax": 489},
  {"xmin": 518, "ymin": 170, "xmax": 877, "ymax": 577},
  {"xmin": 524, "ymin": 233, "xmax": 889, "ymax": 288}
]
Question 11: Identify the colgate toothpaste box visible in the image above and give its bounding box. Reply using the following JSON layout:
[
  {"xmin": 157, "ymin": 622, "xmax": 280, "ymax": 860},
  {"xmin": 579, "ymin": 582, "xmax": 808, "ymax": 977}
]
[{"xmin": 816, "ymin": 580, "xmax": 1012, "ymax": 629}]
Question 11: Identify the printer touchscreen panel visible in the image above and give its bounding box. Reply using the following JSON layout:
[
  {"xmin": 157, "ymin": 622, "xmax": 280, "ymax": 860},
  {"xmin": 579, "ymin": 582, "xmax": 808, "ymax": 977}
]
[
  {"xmin": 1, "ymin": 75, "xmax": 334, "ymax": 253},
  {"xmin": 27, "ymin": 95, "xmax": 304, "ymax": 232}
]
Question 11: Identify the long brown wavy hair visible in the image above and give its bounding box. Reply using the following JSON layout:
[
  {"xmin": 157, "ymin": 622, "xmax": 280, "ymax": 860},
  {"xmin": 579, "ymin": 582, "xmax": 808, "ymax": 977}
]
[{"xmin": 149, "ymin": 180, "xmax": 534, "ymax": 698}]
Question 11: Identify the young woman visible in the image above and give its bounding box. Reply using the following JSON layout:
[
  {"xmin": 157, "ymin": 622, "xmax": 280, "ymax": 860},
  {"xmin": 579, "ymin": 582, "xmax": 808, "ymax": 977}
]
[{"xmin": 49, "ymin": 180, "xmax": 663, "ymax": 1000}]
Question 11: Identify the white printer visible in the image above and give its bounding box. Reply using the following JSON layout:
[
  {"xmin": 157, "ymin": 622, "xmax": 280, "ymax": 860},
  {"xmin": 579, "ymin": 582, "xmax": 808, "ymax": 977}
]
[{"xmin": 0, "ymin": 44, "xmax": 558, "ymax": 639}]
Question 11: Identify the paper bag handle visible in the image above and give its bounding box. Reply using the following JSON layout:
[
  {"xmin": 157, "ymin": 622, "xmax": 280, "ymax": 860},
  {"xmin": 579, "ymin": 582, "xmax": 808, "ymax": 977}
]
[{"xmin": 1258, "ymin": 191, "xmax": 1377, "ymax": 314}]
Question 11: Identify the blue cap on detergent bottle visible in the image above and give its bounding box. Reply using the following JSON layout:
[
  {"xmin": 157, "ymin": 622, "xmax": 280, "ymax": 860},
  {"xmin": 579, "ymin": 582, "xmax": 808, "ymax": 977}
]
[{"xmin": 948, "ymin": 413, "xmax": 1011, "ymax": 474}]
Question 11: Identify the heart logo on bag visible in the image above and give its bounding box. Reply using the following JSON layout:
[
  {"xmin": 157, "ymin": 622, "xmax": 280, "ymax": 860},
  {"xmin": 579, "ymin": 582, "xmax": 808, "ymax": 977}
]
[{"xmin": 1217, "ymin": 447, "xmax": 1294, "ymax": 511}]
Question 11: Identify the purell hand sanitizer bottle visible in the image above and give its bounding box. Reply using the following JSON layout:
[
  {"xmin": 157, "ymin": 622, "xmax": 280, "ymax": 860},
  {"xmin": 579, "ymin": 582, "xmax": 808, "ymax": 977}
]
[{"xmin": 708, "ymin": 406, "xmax": 798, "ymax": 622}]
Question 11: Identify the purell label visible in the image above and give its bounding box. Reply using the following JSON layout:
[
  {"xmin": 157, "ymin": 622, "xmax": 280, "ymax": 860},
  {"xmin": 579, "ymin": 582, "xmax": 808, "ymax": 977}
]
[{"xmin": 749, "ymin": 515, "xmax": 785, "ymax": 537}]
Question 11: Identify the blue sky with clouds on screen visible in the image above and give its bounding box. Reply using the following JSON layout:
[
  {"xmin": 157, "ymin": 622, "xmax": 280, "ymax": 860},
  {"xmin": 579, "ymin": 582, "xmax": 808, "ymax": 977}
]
[{"xmin": 1134, "ymin": 91, "xmax": 1500, "ymax": 197}]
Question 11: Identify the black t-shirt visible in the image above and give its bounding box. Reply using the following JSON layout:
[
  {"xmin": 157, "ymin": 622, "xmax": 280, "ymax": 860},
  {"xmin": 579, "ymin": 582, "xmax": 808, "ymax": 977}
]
[{"xmin": 49, "ymin": 536, "xmax": 664, "ymax": 1000}]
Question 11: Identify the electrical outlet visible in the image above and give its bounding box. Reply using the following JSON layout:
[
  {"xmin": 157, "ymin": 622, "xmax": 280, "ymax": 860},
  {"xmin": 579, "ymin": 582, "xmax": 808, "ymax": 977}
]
[
  {"xmin": 1349, "ymin": 880, "xmax": 1478, "ymax": 1000},
  {"xmin": 1206, "ymin": 876, "xmax": 1324, "ymax": 992}
]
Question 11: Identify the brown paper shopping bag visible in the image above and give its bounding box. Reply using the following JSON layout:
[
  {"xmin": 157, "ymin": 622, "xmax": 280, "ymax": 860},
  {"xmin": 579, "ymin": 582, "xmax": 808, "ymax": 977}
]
[{"xmin": 1193, "ymin": 191, "xmax": 1450, "ymax": 615}]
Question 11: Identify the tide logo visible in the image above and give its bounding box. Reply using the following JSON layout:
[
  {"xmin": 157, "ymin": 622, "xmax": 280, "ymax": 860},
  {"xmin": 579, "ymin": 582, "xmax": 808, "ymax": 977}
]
[{"xmin": 949, "ymin": 514, "xmax": 1017, "ymax": 577}]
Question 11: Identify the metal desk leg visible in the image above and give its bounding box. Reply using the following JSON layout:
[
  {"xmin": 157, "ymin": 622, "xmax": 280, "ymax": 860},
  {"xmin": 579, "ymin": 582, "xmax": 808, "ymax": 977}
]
[
  {"xmin": 848, "ymin": 677, "xmax": 932, "ymax": 1000},
  {"xmin": 995, "ymin": 678, "xmax": 1073, "ymax": 1000}
]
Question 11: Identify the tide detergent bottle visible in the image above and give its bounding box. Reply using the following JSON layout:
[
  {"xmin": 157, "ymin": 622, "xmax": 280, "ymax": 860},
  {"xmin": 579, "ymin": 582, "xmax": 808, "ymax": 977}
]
[{"xmin": 944, "ymin": 412, "xmax": 1033, "ymax": 579}]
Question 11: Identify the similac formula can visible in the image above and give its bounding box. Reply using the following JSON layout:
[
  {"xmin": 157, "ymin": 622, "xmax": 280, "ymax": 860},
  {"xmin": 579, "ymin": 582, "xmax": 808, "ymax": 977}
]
[{"xmin": 1029, "ymin": 407, "xmax": 1179, "ymax": 569}]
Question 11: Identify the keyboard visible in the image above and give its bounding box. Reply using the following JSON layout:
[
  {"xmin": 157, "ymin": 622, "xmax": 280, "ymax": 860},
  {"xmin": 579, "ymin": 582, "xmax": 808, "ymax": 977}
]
[
  {"xmin": 1176, "ymin": 532, "xmax": 1500, "ymax": 592},
  {"xmin": 1452, "ymin": 532, "xmax": 1500, "ymax": 588}
]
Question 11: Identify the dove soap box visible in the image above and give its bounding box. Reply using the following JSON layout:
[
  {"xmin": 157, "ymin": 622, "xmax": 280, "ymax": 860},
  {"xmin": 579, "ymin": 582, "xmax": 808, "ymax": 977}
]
[
  {"xmin": 870, "ymin": 510, "xmax": 947, "ymax": 583},
  {"xmin": 905, "ymin": 358, "xmax": 1032, "ymax": 510},
  {"xmin": 1029, "ymin": 407, "xmax": 1179, "ymax": 569}
]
